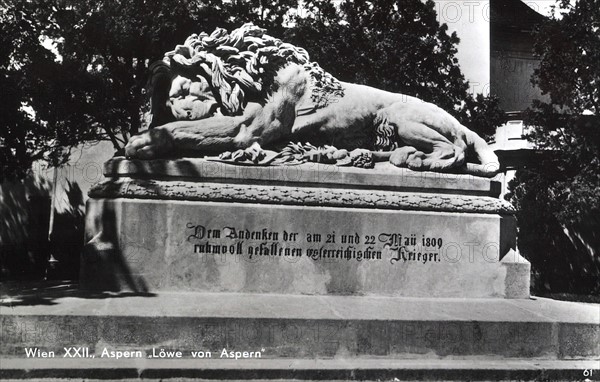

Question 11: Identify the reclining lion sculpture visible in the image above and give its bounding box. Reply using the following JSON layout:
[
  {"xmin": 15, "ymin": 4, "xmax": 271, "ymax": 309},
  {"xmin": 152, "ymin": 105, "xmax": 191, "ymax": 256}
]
[{"xmin": 125, "ymin": 23, "xmax": 499, "ymax": 177}]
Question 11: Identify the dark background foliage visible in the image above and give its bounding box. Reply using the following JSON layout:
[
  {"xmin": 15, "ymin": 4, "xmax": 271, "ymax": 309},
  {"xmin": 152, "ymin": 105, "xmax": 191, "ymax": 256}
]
[{"xmin": 507, "ymin": 0, "xmax": 600, "ymax": 296}]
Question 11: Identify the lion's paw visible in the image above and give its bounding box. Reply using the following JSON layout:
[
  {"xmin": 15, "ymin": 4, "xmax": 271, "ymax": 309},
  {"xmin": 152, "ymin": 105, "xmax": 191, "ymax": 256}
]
[
  {"xmin": 406, "ymin": 151, "xmax": 426, "ymax": 169},
  {"xmin": 125, "ymin": 128, "xmax": 174, "ymax": 159},
  {"xmin": 389, "ymin": 147, "xmax": 417, "ymax": 167},
  {"xmin": 349, "ymin": 148, "xmax": 370, "ymax": 160}
]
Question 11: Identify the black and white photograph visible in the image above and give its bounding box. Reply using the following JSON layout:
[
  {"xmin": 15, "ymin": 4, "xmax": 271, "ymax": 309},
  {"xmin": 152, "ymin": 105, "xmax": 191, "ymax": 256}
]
[{"xmin": 1, "ymin": 0, "xmax": 598, "ymax": 380}]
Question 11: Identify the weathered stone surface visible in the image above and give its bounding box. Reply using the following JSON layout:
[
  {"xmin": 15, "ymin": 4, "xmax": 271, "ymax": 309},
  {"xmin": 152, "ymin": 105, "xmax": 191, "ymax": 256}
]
[
  {"xmin": 3, "ymin": 358, "xmax": 599, "ymax": 381},
  {"xmin": 1, "ymin": 292, "xmax": 598, "ymax": 359},
  {"xmin": 81, "ymin": 196, "xmax": 520, "ymax": 297},
  {"xmin": 501, "ymin": 249, "xmax": 531, "ymax": 299},
  {"xmin": 90, "ymin": 178, "xmax": 513, "ymax": 215},
  {"xmin": 103, "ymin": 158, "xmax": 503, "ymax": 197}
]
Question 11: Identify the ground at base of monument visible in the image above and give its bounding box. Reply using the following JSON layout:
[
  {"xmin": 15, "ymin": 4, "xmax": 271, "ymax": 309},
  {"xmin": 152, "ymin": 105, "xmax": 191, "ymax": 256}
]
[
  {"xmin": 1, "ymin": 286, "xmax": 597, "ymax": 323},
  {"xmin": 1, "ymin": 357, "xmax": 598, "ymax": 381},
  {"xmin": 2, "ymin": 288, "xmax": 598, "ymax": 361}
]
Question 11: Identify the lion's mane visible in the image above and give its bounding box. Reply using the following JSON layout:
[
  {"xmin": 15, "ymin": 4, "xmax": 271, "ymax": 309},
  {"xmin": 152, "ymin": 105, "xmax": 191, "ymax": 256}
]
[{"xmin": 164, "ymin": 23, "xmax": 344, "ymax": 116}]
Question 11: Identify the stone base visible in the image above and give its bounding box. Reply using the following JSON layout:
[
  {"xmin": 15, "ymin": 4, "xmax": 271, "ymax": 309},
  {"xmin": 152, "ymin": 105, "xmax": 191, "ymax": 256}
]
[
  {"xmin": 2, "ymin": 357, "xmax": 598, "ymax": 380},
  {"xmin": 83, "ymin": 158, "xmax": 528, "ymax": 298},
  {"xmin": 82, "ymin": 197, "xmax": 525, "ymax": 298},
  {"xmin": 2, "ymin": 292, "xmax": 598, "ymax": 358}
]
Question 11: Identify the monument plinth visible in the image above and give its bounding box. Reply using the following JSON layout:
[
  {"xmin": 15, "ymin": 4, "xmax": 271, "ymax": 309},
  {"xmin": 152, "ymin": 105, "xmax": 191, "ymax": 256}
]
[{"xmin": 82, "ymin": 157, "xmax": 528, "ymax": 298}]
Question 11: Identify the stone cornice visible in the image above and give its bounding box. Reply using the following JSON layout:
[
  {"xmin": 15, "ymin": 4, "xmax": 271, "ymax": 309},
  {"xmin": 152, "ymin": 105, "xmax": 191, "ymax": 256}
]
[
  {"xmin": 90, "ymin": 177, "xmax": 515, "ymax": 215},
  {"xmin": 104, "ymin": 157, "xmax": 502, "ymax": 197}
]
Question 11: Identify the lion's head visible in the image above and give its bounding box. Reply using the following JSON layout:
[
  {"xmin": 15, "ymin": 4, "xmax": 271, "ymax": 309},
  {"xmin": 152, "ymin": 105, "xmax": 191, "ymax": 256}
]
[{"xmin": 162, "ymin": 23, "xmax": 344, "ymax": 120}]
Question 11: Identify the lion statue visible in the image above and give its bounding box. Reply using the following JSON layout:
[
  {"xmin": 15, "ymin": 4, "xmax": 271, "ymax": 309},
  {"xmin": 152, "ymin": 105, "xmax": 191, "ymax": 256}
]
[{"xmin": 125, "ymin": 23, "xmax": 499, "ymax": 177}]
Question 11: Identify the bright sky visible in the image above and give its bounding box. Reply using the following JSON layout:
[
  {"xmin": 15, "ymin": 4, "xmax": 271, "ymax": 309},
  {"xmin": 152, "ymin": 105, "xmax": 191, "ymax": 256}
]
[
  {"xmin": 433, "ymin": 0, "xmax": 557, "ymax": 95},
  {"xmin": 524, "ymin": 1, "xmax": 556, "ymax": 16}
]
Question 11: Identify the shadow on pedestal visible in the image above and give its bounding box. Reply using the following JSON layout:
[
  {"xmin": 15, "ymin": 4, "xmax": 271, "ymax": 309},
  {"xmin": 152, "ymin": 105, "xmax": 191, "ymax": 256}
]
[{"xmin": 81, "ymin": 200, "xmax": 149, "ymax": 293}]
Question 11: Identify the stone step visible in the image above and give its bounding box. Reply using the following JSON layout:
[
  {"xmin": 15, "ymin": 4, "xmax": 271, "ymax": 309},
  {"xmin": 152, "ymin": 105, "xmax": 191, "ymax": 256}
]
[
  {"xmin": 1, "ymin": 292, "xmax": 598, "ymax": 360},
  {"xmin": 1, "ymin": 357, "xmax": 598, "ymax": 380}
]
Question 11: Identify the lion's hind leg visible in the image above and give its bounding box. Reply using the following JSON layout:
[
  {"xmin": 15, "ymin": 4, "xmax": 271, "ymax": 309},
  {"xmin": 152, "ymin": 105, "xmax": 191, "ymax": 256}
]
[
  {"xmin": 385, "ymin": 118, "xmax": 466, "ymax": 172},
  {"xmin": 421, "ymin": 142, "xmax": 466, "ymax": 171}
]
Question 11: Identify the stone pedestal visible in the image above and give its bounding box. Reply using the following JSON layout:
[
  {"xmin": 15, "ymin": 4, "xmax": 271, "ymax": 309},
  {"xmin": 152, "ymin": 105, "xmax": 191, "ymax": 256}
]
[
  {"xmin": 4, "ymin": 166, "xmax": 597, "ymax": 379},
  {"xmin": 82, "ymin": 158, "xmax": 528, "ymax": 298}
]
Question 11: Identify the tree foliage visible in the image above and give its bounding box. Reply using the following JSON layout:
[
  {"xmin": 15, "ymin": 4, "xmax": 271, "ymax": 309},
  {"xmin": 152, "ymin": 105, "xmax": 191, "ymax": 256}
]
[
  {"xmin": 1, "ymin": 0, "xmax": 85, "ymax": 179},
  {"xmin": 1, "ymin": 0, "xmax": 504, "ymax": 179},
  {"xmin": 508, "ymin": 0, "xmax": 600, "ymax": 295},
  {"xmin": 1, "ymin": 0, "xmax": 299, "ymax": 179}
]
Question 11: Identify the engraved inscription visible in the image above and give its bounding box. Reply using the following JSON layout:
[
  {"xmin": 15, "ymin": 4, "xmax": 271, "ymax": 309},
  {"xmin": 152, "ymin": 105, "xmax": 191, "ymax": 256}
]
[{"xmin": 186, "ymin": 224, "xmax": 449, "ymax": 264}]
